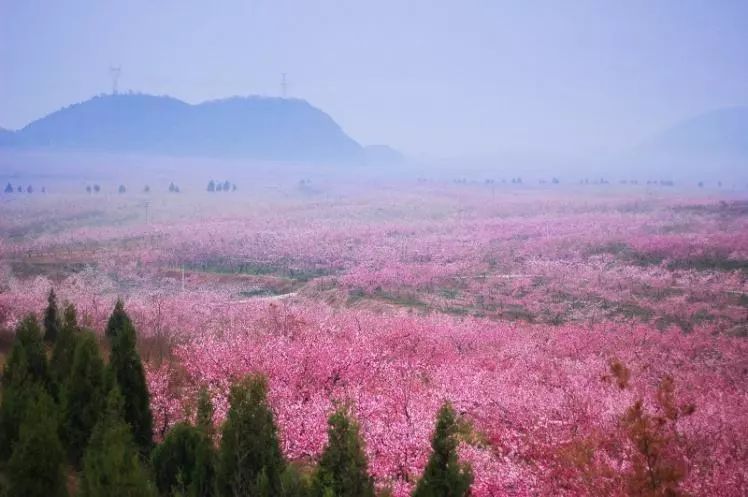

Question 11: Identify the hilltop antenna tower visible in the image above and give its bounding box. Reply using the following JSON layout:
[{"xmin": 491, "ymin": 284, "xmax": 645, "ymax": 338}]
[
  {"xmin": 109, "ymin": 66, "xmax": 122, "ymax": 95},
  {"xmin": 281, "ymin": 72, "xmax": 288, "ymax": 98}
]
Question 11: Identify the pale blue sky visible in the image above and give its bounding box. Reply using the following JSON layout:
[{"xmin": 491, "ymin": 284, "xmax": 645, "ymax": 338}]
[{"xmin": 1, "ymin": 0, "xmax": 747, "ymax": 157}]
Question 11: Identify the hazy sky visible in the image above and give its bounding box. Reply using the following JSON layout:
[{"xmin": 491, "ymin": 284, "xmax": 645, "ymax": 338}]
[{"xmin": 1, "ymin": 0, "xmax": 747, "ymax": 158}]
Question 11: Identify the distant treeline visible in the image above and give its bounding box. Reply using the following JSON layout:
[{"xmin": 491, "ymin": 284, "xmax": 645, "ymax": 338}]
[
  {"xmin": 4, "ymin": 178, "xmax": 739, "ymax": 196},
  {"xmin": 206, "ymin": 180, "xmax": 237, "ymax": 192},
  {"xmin": 4, "ymin": 183, "xmax": 45, "ymax": 194}
]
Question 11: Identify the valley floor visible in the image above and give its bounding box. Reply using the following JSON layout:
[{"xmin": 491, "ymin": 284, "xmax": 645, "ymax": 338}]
[{"xmin": 1, "ymin": 182, "xmax": 746, "ymax": 496}]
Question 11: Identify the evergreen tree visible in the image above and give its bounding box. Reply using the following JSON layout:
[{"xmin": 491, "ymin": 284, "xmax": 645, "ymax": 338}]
[
  {"xmin": 4, "ymin": 182, "xmax": 12, "ymax": 193},
  {"xmin": 191, "ymin": 387, "xmax": 217, "ymax": 497},
  {"xmin": 280, "ymin": 464, "xmax": 311, "ymax": 497},
  {"xmin": 51, "ymin": 303, "xmax": 81, "ymax": 382},
  {"xmin": 191, "ymin": 441, "xmax": 217, "ymax": 497},
  {"xmin": 152, "ymin": 423, "xmax": 206, "ymax": 496},
  {"xmin": 107, "ymin": 303, "xmax": 154, "ymax": 455},
  {"xmin": 106, "ymin": 298, "xmax": 134, "ymax": 340},
  {"xmin": 2, "ymin": 315, "xmax": 49, "ymax": 387},
  {"xmin": 6, "ymin": 388, "xmax": 68, "ymax": 497},
  {"xmin": 195, "ymin": 386, "xmax": 214, "ymax": 437},
  {"xmin": 0, "ymin": 363, "xmax": 33, "ymax": 461},
  {"xmin": 0, "ymin": 315, "xmax": 51, "ymax": 459},
  {"xmin": 311, "ymin": 407, "xmax": 375, "ymax": 497},
  {"xmin": 411, "ymin": 403, "xmax": 472, "ymax": 497},
  {"xmin": 62, "ymin": 331, "xmax": 106, "ymax": 465},
  {"xmin": 118, "ymin": 184, "xmax": 127, "ymax": 194},
  {"xmin": 207, "ymin": 180, "xmax": 215, "ymax": 192},
  {"xmin": 63, "ymin": 301, "xmax": 78, "ymax": 329},
  {"xmin": 216, "ymin": 374, "xmax": 285, "ymax": 497},
  {"xmin": 79, "ymin": 387, "xmax": 156, "ymax": 497},
  {"xmin": 43, "ymin": 288, "xmax": 62, "ymax": 343}
]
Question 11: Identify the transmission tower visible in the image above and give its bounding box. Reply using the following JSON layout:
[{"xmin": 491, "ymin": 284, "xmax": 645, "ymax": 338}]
[
  {"xmin": 281, "ymin": 72, "xmax": 288, "ymax": 98},
  {"xmin": 109, "ymin": 66, "xmax": 122, "ymax": 94}
]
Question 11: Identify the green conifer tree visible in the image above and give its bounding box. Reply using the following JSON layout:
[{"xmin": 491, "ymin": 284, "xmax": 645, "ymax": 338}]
[
  {"xmin": 79, "ymin": 387, "xmax": 156, "ymax": 497},
  {"xmin": 311, "ymin": 406, "xmax": 375, "ymax": 497},
  {"xmin": 411, "ymin": 403, "xmax": 473, "ymax": 497},
  {"xmin": 195, "ymin": 386, "xmax": 215, "ymax": 437},
  {"xmin": 106, "ymin": 301, "xmax": 154, "ymax": 455},
  {"xmin": 51, "ymin": 303, "xmax": 81, "ymax": 382},
  {"xmin": 0, "ymin": 315, "xmax": 51, "ymax": 460},
  {"xmin": 216, "ymin": 374, "xmax": 285, "ymax": 497},
  {"xmin": 63, "ymin": 301, "xmax": 78, "ymax": 329},
  {"xmin": 152, "ymin": 422, "xmax": 206, "ymax": 496},
  {"xmin": 280, "ymin": 464, "xmax": 312, "ymax": 497},
  {"xmin": 44, "ymin": 288, "xmax": 62, "ymax": 343},
  {"xmin": 191, "ymin": 386, "xmax": 217, "ymax": 497},
  {"xmin": 7, "ymin": 388, "xmax": 68, "ymax": 497},
  {"xmin": 105, "ymin": 298, "xmax": 134, "ymax": 340},
  {"xmin": 62, "ymin": 331, "xmax": 106, "ymax": 465},
  {"xmin": 2, "ymin": 314, "xmax": 49, "ymax": 387}
]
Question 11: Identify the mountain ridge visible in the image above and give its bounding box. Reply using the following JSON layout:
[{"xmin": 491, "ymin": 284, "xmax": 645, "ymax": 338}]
[
  {"xmin": 636, "ymin": 106, "xmax": 748, "ymax": 155},
  {"xmin": 1, "ymin": 93, "xmax": 366, "ymax": 163},
  {"xmin": 623, "ymin": 106, "xmax": 748, "ymax": 181}
]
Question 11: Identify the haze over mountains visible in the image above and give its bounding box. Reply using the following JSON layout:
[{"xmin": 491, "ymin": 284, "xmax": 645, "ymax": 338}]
[
  {"xmin": 623, "ymin": 107, "xmax": 748, "ymax": 181},
  {"xmin": 0, "ymin": 127, "xmax": 13, "ymax": 146},
  {"xmin": 0, "ymin": 94, "xmax": 746, "ymax": 181},
  {"xmin": 0, "ymin": 94, "xmax": 370, "ymax": 164}
]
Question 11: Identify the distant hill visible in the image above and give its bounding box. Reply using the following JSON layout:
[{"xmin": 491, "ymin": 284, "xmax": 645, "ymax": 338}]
[
  {"xmin": 363, "ymin": 144, "xmax": 404, "ymax": 165},
  {"xmin": 0, "ymin": 126, "xmax": 13, "ymax": 146},
  {"xmin": 625, "ymin": 107, "xmax": 748, "ymax": 181},
  {"xmin": 1, "ymin": 94, "xmax": 365, "ymax": 163}
]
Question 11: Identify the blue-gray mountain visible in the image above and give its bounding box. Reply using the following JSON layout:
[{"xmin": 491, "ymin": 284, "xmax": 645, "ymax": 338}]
[
  {"xmin": 0, "ymin": 94, "xmax": 366, "ymax": 163},
  {"xmin": 0, "ymin": 127, "xmax": 14, "ymax": 146},
  {"xmin": 362, "ymin": 144, "xmax": 404, "ymax": 165},
  {"xmin": 625, "ymin": 107, "xmax": 748, "ymax": 181}
]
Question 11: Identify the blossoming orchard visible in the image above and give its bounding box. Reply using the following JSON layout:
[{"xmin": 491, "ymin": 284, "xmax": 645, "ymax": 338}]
[{"xmin": 1, "ymin": 183, "xmax": 747, "ymax": 496}]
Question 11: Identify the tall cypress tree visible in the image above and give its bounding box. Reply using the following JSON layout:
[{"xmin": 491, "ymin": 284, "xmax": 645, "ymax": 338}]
[
  {"xmin": 79, "ymin": 386, "xmax": 156, "ymax": 497},
  {"xmin": 2, "ymin": 315, "xmax": 49, "ymax": 387},
  {"xmin": 44, "ymin": 288, "xmax": 62, "ymax": 344},
  {"xmin": 191, "ymin": 387, "xmax": 217, "ymax": 497},
  {"xmin": 106, "ymin": 298, "xmax": 134, "ymax": 340},
  {"xmin": 280, "ymin": 464, "xmax": 312, "ymax": 497},
  {"xmin": 216, "ymin": 374, "xmax": 285, "ymax": 497},
  {"xmin": 0, "ymin": 315, "xmax": 51, "ymax": 460},
  {"xmin": 412, "ymin": 403, "xmax": 473, "ymax": 497},
  {"xmin": 311, "ymin": 407, "xmax": 375, "ymax": 497},
  {"xmin": 63, "ymin": 302, "xmax": 78, "ymax": 329},
  {"xmin": 7, "ymin": 388, "xmax": 68, "ymax": 497},
  {"xmin": 51, "ymin": 303, "xmax": 81, "ymax": 382},
  {"xmin": 106, "ymin": 300, "xmax": 153, "ymax": 455},
  {"xmin": 195, "ymin": 386, "xmax": 215, "ymax": 437},
  {"xmin": 152, "ymin": 422, "xmax": 205, "ymax": 496},
  {"xmin": 62, "ymin": 331, "xmax": 106, "ymax": 465}
]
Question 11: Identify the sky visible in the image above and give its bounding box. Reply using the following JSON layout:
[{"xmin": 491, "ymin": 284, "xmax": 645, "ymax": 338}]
[{"xmin": 1, "ymin": 0, "xmax": 747, "ymax": 158}]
